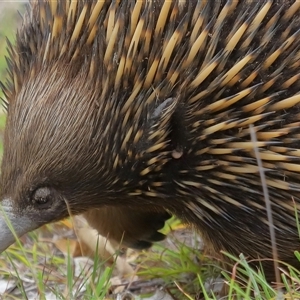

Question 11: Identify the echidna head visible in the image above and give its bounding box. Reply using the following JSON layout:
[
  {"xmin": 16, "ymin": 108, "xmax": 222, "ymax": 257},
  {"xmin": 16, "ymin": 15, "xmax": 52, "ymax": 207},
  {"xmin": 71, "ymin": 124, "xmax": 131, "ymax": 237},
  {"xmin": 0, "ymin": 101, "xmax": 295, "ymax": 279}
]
[
  {"xmin": 1, "ymin": 64, "xmax": 95, "ymax": 221},
  {"xmin": 0, "ymin": 0, "xmax": 191, "ymax": 252},
  {"xmin": 0, "ymin": 53, "xmax": 179, "ymax": 251}
]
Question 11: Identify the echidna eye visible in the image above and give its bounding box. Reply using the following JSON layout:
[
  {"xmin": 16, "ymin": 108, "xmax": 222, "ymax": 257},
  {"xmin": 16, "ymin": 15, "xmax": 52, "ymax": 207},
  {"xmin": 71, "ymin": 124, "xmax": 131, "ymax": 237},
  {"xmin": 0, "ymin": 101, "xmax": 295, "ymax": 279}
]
[{"xmin": 32, "ymin": 187, "xmax": 52, "ymax": 207}]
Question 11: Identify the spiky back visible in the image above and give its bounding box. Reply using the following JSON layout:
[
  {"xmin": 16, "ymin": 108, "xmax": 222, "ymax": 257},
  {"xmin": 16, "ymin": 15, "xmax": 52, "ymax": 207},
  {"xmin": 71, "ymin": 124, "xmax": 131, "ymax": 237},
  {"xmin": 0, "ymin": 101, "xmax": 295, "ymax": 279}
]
[
  {"xmin": 2, "ymin": 0, "xmax": 300, "ymax": 267},
  {"xmin": 5, "ymin": 1, "xmax": 299, "ymax": 107}
]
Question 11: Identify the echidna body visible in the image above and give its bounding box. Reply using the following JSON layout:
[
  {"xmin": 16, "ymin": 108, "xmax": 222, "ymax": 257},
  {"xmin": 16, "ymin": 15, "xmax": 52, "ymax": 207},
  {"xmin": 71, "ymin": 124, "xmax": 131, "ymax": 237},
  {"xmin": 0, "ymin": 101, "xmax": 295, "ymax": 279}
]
[{"xmin": 1, "ymin": 0, "xmax": 300, "ymax": 281}]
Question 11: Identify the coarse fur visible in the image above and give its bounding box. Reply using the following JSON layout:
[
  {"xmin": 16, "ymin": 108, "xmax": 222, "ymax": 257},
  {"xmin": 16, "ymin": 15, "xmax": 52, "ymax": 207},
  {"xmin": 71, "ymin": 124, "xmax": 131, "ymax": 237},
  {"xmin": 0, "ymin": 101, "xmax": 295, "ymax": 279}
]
[{"xmin": 2, "ymin": 0, "xmax": 300, "ymax": 283}]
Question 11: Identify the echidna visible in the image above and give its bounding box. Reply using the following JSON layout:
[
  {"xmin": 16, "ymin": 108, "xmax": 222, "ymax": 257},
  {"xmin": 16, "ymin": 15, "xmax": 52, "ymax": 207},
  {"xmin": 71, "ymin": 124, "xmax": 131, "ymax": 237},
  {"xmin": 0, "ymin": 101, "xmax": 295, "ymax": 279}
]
[{"xmin": 1, "ymin": 0, "xmax": 300, "ymax": 283}]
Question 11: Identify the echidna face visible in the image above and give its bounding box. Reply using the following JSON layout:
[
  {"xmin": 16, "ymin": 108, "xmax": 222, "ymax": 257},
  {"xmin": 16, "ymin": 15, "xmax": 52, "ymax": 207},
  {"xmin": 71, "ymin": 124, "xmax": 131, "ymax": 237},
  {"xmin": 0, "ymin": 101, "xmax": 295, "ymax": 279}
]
[
  {"xmin": 0, "ymin": 59, "xmax": 176, "ymax": 252},
  {"xmin": 0, "ymin": 68, "xmax": 96, "ymax": 250}
]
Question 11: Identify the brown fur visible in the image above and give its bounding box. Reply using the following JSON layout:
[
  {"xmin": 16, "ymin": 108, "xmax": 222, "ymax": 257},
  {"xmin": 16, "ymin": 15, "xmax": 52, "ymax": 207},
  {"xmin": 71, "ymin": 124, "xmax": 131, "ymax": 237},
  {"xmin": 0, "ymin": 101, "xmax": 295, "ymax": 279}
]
[{"xmin": 84, "ymin": 208, "xmax": 169, "ymax": 249}]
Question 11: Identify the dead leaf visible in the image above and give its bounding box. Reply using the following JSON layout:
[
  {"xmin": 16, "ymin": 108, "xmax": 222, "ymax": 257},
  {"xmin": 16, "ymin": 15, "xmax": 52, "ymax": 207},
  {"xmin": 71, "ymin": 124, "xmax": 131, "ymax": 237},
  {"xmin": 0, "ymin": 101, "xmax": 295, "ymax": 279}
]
[{"xmin": 54, "ymin": 238, "xmax": 79, "ymax": 256}]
